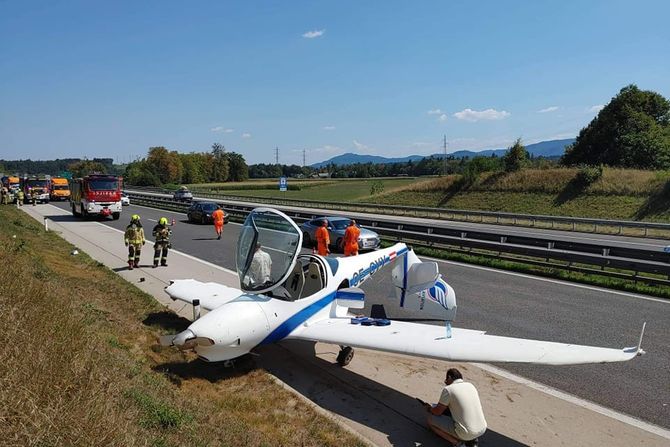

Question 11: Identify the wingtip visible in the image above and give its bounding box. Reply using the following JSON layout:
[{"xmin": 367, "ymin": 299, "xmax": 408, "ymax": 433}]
[{"xmin": 636, "ymin": 322, "xmax": 646, "ymax": 355}]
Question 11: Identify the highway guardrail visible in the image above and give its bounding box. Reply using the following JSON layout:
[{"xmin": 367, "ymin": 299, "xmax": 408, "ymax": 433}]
[
  {"xmin": 127, "ymin": 191, "xmax": 670, "ymax": 287},
  {"xmin": 126, "ymin": 185, "xmax": 670, "ymax": 239}
]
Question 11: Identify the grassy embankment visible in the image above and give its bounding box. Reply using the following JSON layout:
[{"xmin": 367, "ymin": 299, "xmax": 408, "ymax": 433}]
[
  {"xmin": 0, "ymin": 206, "xmax": 364, "ymax": 447},
  {"xmin": 373, "ymin": 168, "xmax": 670, "ymax": 222}
]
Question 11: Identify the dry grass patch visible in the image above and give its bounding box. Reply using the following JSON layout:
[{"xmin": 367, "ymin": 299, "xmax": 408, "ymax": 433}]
[{"xmin": 0, "ymin": 206, "xmax": 365, "ymax": 447}]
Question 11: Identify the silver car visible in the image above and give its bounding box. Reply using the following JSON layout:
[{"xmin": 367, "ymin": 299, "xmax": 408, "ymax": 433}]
[{"xmin": 300, "ymin": 216, "xmax": 381, "ymax": 252}]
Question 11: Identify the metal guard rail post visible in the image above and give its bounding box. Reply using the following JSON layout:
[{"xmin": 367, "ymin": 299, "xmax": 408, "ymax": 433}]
[
  {"xmin": 127, "ymin": 191, "xmax": 669, "ymax": 286},
  {"xmin": 126, "ymin": 185, "xmax": 670, "ymax": 238}
]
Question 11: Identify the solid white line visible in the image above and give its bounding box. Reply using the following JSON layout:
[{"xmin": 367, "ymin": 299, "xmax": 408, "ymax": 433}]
[
  {"xmin": 41, "ymin": 203, "xmax": 668, "ymax": 437},
  {"xmin": 421, "ymin": 254, "xmax": 669, "ymax": 304},
  {"xmin": 475, "ymin": 363, "xmax": 670, "ymax": 440},
  {"xmin": 94, "ymin": 222, "xmax": 239, "ymax": 276}
]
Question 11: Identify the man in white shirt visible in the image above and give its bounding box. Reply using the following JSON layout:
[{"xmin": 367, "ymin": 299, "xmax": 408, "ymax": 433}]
[
  {"xmin": 247, "ymin": 243, "xmax": 272, "ymax": 286},
  {"xmin": 425, "ymin": 368, "xmax": 487, "ymax": 446}
]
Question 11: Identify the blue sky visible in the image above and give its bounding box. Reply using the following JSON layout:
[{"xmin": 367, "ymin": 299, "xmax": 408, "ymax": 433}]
[{"xmin": 1, "ymin": 1, "xmax": 669, "ymax": 165}]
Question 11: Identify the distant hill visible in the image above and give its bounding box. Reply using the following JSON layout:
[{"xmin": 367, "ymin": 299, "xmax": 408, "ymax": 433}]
[{"xmin": 311, "ymin": 138, "xmax": 575, "ymax": 167}]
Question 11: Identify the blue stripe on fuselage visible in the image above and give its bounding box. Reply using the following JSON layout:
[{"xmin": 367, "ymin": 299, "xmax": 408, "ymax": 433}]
[{"xmin": 260, "ymin": 291, "xmax": 337, "ymax": 345}]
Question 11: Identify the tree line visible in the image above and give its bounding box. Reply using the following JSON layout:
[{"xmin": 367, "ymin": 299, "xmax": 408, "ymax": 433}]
[{"xmin": 124, "ymin": 144, "xmax": 249, "ymax": 186}]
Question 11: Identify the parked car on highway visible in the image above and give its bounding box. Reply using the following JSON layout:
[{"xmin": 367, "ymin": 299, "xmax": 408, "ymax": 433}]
[
  {"xmin": 187, "ymin": 201, "xmax": 229, "ymax": 224},
  {"xmin": 300, "ymin": 216, "xmax": 380, "ymax": 252},
  {"xmin": 173, "ymin": 186, "xmax": 193, "ymax": 202},
  {"xmin": 120, "ymin": 192, "xmax": 130, "ymax": 206}
]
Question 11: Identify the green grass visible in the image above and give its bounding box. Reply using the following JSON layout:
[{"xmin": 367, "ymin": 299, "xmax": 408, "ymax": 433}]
[
  {"xmin": 200, "ymin": 178, "xmax": 425, "ymax": 202},
  {"xmin": 0, "ymin": 205, "xmax": 366, "ymax": 447}
]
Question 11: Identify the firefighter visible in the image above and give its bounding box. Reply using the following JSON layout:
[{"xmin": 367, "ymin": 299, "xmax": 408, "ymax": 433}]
[
  {"xmin": 315, "ymin": 219, "xmax": 330, "ymax": 256},
  {"xmin": 152, "ymin": 217, "xmax": 172, "ymax": 268},
  {"xmin": 211, "ymin": 205, "xmax": 225, "ymax": 240},
  {"xmin": 1, "ymin": 186, "xmax": 7, "ymax": 205},
  {"xmin": 16, "ymin": 189, "xmax": 24, "ymax": 206},
  {"xmin": 343, "ymin": 219, "xmax": 361, "ymax": 257},
  {"xmin": 124, "ymin": 214, "xmax": 145, "ymax": 270}
]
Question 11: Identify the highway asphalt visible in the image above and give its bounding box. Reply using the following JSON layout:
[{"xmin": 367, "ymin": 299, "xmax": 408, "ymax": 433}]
[{"xmin": 51, "ymin": 201, "xmax": 670, "ymax": 429}]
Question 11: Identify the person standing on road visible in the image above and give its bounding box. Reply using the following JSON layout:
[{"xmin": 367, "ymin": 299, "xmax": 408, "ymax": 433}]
[
  {"xmin": 16, "ymin": 189, "xmax": 24, "ymax": 206},
  {"xmin": 423, "ymin": 368, "xmax": 487, "ymax": 447},
  {"xmin": 1, "ymin": 186, "xmax": 7, "ymax": 205},
  {"xmin": 315, "ymin": 219, "xmax": 330, "ymax": 256},
  {"xmin": 343, "ymin": 219, "xmax": 361, "ymax": 256},
  {"xmin": 124, "ymin": 214, "xmax": 145, "ymax": 270},
  {"xmin": 152, "ymin": 217, "xmax": 172, "ymax": 268},
  {"xmin": 211, "ymin": 205, "xmax": 225, "ymax": 240}
]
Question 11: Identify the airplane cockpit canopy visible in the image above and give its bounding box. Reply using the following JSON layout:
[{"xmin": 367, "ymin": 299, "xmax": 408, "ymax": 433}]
[{"xmin": 236, "ymin": 208, "xmax": 303, "ymax": 294}]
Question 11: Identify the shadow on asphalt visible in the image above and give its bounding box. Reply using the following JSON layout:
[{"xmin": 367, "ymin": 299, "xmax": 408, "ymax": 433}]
[
  {"xmin": 255, "ymin": 341, "xmax": 527, "ymax": 447},
  {"xmin": 192, "ymin": 237, "xmax": 220, "ymax": 241}
]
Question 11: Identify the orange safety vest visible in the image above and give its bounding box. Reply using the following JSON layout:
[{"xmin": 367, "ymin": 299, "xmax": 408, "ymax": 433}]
[
  {"xmin": 212, "ymin": 209, "xmax": 224, "ymax": 226},
  {"xmin": 343, "ymin": 225, "xmax": 360, "ymax": 256},
  {"xmin": 315, "ymin": 226, "xmax": 330, "ymax": 256}
]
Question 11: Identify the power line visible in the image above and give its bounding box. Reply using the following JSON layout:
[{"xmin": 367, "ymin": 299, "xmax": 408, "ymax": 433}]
[{"xmin": 443, "ymin": 134, "xmax": 448, "ymax": 176}]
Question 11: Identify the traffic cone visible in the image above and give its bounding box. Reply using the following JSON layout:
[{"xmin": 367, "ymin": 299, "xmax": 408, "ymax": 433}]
[{"xmin": 171, "ymin": 218, "xmax": 175, "ymax": 226}]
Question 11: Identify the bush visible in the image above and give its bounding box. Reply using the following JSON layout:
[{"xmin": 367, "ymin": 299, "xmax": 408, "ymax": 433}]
[
  {"xmin": 370, "ymin": 180, "xmax": 385, "ymax": 195},
  {"xmin": 575, "ymin": 164, "xmax": 604, "ymax": 188}
]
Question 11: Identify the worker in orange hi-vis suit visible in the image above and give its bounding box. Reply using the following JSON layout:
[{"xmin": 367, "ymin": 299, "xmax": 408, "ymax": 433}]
[
  {"xmin": 315, "ymin": 219, "xmax": 331, "ymax": 256},
  {"xmin": 211, "ymin": 206, "xmax": 225, "ymax": 240},
  {"xmin": 343, "ymin": 219, "xmax": 361, "ymax": 256}
]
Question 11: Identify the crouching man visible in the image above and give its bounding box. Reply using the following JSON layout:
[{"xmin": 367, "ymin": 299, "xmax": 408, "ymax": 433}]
[{"xmin": 425, "ymin": 368, "xmax": 487, "ymax": 447}]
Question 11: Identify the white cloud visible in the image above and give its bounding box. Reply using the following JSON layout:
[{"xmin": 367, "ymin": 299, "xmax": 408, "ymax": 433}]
[
  {"xmin": 438, "ymin": 114, "xmax": 448, "ymax": 122},
  {"xmin": 241, "ymin": 133, "xmax": 251, "ymax": 138},
  {"xmin": 453, "ymin": 108, "xmax": 510, "ymax": 122},
  {"xmin": 211, "ymin": 126, "xmax": 234, "ymax": 133},
  {"xmin": 589, "ymin": 104, "xmax": 604, "ymax": 113},
  {"xmin": 353, "ymin": 140, "xmax": 376, "ymax": 153},
  {"xmin": 537, "ymin": 106, "xmax": 559, "ymax": 113},
  {"xmin": 322, "ymin": 125, "xmax": 336, "ymax": 131},
  {"xmin": 302, "ymin": 29, "xmax": 325, "ymax": 39},
  {"xmin": 427, "ymin": 109, "xmax": 443, "ymax": 115}
]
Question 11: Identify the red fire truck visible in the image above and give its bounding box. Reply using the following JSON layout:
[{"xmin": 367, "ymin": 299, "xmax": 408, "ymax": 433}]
[{"xmin": 70, "ymin": 174, "xmax": 123, "ymax": 220}]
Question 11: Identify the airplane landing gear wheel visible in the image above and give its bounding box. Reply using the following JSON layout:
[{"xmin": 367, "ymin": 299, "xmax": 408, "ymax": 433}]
[{"xmin": 336, "ymin": 346, "xmax": 354, "ymax": 366}]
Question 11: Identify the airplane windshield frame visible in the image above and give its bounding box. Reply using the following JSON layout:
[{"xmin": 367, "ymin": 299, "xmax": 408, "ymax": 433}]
[{"xmin": 236, "ymin": 208, "xmax": 302, "ymax": 294}]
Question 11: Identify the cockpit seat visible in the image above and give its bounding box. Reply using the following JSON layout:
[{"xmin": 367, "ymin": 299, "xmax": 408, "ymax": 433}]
[
  {"xmin": 301, "ymin": 261, "xmax": 324, "ymax": 297},
  {"xmin": 284, "ymin": 262, "xmax": 305, "ymax": 300}
]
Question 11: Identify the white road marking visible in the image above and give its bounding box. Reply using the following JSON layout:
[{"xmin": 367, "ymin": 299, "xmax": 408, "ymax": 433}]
[
  {"xmin": 421, "ymin": 254, "xmax": 670, "ymax": 304},
  {"xmin": 476, "ymin": 363, "xmax": 670, "ymax": 440},
  {"xmin": 45, "ymin": 204, "xmax": 238, "ymax": 276},
  {"xmin": 40, "ymin": 203, "xmax": 669, "ymax": 437},
  {"xmin": 55, "ymin": 203, "xmax": 666, "ymax": 304}
]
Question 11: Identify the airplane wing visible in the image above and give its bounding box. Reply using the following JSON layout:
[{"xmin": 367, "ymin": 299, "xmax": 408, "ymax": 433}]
[
  {"xmin": 287, "ymin": 318, "xmax": 645, "ymax": 365},
  {"xmin": 165, "ymin": 279, "xmax": 244, "ymax": 311}
]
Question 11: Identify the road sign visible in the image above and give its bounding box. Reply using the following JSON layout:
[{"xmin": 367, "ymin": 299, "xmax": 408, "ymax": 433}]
[{"xmin": 279, "ymin": 176, "xmax": 287, "ymax": 192}]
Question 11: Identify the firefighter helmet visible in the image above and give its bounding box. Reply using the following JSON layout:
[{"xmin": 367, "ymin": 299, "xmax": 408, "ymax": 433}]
[
  {"xmin": 131, "ymin": 214, "xmax": 141, "ymax": 222},
  {"xmin": 159, "ymin": 217, "xmax": 168, "ymax": 226}
]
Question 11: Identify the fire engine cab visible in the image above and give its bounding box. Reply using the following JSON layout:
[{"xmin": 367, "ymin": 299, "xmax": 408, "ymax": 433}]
[{"xmin": 71, "ymin": 174, "xmax": 123, "ymax": 220}]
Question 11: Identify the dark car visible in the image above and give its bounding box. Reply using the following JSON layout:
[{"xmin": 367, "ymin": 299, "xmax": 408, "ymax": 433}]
[
  {"xmin": 187, "ymin": 201, "xmax": 229, "ymax": 224},
  {"xmin": 300, "ymin": 216, "xmax": 380, "ymax": 252},
  {"xmin": 173, "ymin": 187, "xmax": 193, "ymax": 202}
]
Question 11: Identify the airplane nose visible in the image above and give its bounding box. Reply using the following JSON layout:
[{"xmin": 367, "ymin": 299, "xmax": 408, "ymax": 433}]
[{"xmin": 172, "ymin": 329, "xmax": 196, "ymax": 348}]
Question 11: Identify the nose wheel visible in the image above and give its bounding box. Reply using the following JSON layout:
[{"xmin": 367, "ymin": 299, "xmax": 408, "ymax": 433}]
[{"xmin": 336, "ymin": 346, "xmax": 354, "ymax": 366}]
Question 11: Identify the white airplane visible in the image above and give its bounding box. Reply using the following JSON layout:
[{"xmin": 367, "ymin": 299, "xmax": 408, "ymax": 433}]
[{"xmin": 161, "ymin": 208, "xmax": 646, "ymax": 366}]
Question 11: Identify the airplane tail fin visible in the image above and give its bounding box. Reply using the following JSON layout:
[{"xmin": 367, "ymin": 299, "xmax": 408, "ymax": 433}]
[{"xmin": 392, "ymin": 250, "xmax": 457, "ymax": 324}]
